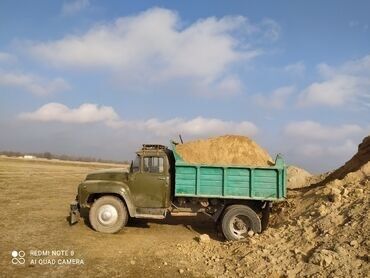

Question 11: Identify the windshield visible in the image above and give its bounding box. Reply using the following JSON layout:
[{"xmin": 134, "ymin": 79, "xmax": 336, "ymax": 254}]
[{"xmin": 132, "ymin": 155, "xmax": 140, "ymax": 173}]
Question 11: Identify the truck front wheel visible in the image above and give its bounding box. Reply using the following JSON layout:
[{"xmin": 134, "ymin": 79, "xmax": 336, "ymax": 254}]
[
  {"xmin": 221, "ymin": 205, "xmax": 262, "ymax": 241},
  {"xmin": 89, "ymin": 196, "xmax": 128, "ymax": 234}
]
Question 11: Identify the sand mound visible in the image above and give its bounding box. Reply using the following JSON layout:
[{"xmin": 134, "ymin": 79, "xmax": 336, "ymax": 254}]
[
  {"xmin": 175, "ymin": 136, "xmax": 370, "ymax": 277},
  {"xmin": 175, "ymin": 135, "xmax": 273, "ymax": 166},
  {"xmin": 287, "ymin": 166, "xmax": 313, "ymax": 189},
  {"xmin": 320, "ymin": 135, "xmax": 370, "ymax": 185}
]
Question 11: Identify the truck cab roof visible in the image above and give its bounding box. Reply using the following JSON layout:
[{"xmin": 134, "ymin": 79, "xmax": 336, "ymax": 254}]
[{"xmin": 136, "ymin": 144, "xmax": 172, "ymax": 157}]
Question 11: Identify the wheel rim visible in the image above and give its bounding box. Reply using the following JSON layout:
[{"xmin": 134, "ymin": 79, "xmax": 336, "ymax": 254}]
[
  {"xmin": 229, "ymin": 215, "xmax": 250, "ymax": 239},
  {"xmin": 97, "ymin": 204, "xmax": 118, "ymax": 226}
]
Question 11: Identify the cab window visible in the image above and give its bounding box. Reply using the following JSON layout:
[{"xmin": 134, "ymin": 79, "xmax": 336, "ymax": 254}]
[
  {"xmin": 143, "ymin": 157, "xmax": 164, "ymax": 173},
  {"xmin": 132, "ymin": 155, "xmax": 140, "ymax": 173}
]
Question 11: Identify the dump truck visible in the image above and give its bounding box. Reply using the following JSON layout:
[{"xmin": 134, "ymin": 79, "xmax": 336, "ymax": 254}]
[{"xmin": 70, "ymin": 143, "xmax": 286, "ymax": 241}]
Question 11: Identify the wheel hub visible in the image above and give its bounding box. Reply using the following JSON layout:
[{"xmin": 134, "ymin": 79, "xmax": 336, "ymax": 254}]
[
  {"xmin": 97, "ymin": 204, "xmax": 118, "ymax": 226},
  {"xmin": 229, "ymin": 215, "xmax": 250, "ymax": 239}
]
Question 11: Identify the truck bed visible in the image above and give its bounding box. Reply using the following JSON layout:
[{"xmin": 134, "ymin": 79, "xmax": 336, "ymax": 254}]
[{"xmin": 172, "ymin": 145, "xmax": 286, "ymax": 201}]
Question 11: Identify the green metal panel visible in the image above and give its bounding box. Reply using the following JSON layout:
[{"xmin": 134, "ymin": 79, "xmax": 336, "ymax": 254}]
[
  {"xmin": 199, "ymin": 167, "xmax": 223, "ymax": 195},
  {"xmin": 175, "ymin": 166, "xmax": 197, "ymax": 195},
  {"xmin": 224, "ymin": 168, "xmax": 250, "ymax": 197},
  {"xmin": 253, "ymin": 169, "xmax": 278, "ymax": 198},
  {"xmin": 172, "ymin": 143, "xmax": 287, "ymax": 201}
]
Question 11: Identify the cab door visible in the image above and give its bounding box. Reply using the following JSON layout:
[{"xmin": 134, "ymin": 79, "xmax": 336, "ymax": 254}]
[{"xmin": 130, "ymin": 155, "xmax": 169, "ymax": 208}]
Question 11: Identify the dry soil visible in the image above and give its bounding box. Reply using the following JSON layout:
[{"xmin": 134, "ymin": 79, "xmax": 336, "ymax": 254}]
[
  {"xmin": 175, "ymin": 135, "xmax": 273, "ymax": 166},
  {"xmin": 0, "ymin": 136, "xmax": 369, "ymax": 277}
]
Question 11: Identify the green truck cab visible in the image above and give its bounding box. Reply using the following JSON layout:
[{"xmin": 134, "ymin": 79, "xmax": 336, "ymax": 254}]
[{"xmin": 70, "ymin": 144, "xmax": 286, "ymax": 241}]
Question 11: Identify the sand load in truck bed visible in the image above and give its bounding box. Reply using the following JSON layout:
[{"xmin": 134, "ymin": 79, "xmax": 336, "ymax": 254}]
[{"xmin": 175, "ymin": 135, "xmax": 273, "ymax": 166}]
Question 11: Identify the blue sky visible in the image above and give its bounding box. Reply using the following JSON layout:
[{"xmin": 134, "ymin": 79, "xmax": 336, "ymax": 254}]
[{"xmin": 0, "ymin": 0, "xmax": 369, "ymax": 172}]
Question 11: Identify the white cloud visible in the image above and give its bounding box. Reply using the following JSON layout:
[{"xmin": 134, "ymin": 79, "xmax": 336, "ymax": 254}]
[
  {"xmin": 20, "ymin": 102, "xmax": 258, "ymax": 138},
  {"xmin": 19, "ymin": 103, "xmax": 119, "ymax": 124},
  {"xmin": 293, "ymin": 140, "xmax": 358, "ymax": 161},
  {"xmin": 284, "ymin": 121, "xmax": 363, "ymax": 141},
  {"xmin": 216, "ymin": 76, "xmax": 243, "ymax": 95},
  {"xmin": 254, "ymin": 85, "xmax": 295, "ymax": 109},
  {"xmin": 27, "ymin": 8, "xmax": 279, "ymax": 95},
  {"xmin": 299, "ymin": 75, "xmax": 362, "ymax": 106},
  {"xmin": 279, "ymin": 121, "xmax": 368, "ymax": 172},
  {"xmin": 62, "ymin": 0, "xmax": 89, "ymax": 15},
  {"xmin": 296, "ymin": 143, "xmax": 324, "ymax": 158},
  {"xmin": 283, "ymin": 61, "xmax": 305, "ymax": 76},
  {"xmin": 298, "ymin": 55, "xmax": 370, "ymax": 107},
  {"xmin": 0, "ymin": 52, "xmax": 17, "ymax": 64},
  {"xmin": 0, "ymin": 71, "xmax": 70, "ymax": 95},
  {"xmin": 115, "ymin": 117, "xmax": 258, "ymax": 137},
  {"xmin": 293, "ymin": 140, "xmax": 358, "ymax": 160},
  {"xmin": 326, "ymin": 139, "xmax": 357, "ymax": 156}
]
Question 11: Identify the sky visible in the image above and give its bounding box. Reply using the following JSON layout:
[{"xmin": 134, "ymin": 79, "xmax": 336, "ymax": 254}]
[{"xmin": 0, "ymin": 0, "xmax": 369, "ymax": 173}]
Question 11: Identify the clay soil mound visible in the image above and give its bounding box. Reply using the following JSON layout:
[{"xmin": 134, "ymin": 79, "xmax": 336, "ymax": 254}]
[
  {"xmin": 175, "ymin": 135, "xmax": 273, "ymax": 166},
  {"xmin": 174, "ymin": 135, "xmax": 370, "ymax": 277},
  {"xmin": 320, "ymin": 135, "xmax": 370, "ymax": 185},
  {"xmin": 287, "ymin": 165, "xmax": 313, "ymax": 189}
]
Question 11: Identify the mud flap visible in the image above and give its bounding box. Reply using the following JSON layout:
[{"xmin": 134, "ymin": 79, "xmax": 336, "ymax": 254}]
[
  {"xmin": 69, "ymin": 201, "xmax": 80, "ymax": 225},
  {"xmin": 261, "ymin": 201, "xmax": 271, "ymax": 231}
]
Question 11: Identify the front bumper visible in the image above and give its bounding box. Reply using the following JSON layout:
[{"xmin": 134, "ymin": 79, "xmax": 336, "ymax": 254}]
[{"xmin": 69, "ymin": 201, "xmax": 80, "ymax": 225}]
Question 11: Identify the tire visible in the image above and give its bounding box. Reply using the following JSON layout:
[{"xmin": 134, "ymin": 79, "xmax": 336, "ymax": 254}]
[
  {"xmin": 221, "ymin": 205, "xmax": 262, "ymax": 241},
  {"xmin": 89, "ymin": 196, "xmax": 128, "ymax": 234}
]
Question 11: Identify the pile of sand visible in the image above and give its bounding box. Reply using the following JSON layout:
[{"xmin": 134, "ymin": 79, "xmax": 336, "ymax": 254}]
[
  {"xmin": 287, "ymin": 165, "xmax": 313, "ymax": 189},
  {"xmin": 319, "ymin": 135, "xmax": 370, "ymax": 185},
  {"xmin": 176, "ymin": 135, "xmax": 370, "ymax": 277},
  {"xmin": 175, "ymin": 135, "xmax": 273, "ymax": 166}
]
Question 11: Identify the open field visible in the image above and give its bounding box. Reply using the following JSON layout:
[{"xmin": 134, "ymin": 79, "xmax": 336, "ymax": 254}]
[
  {"xmin": 0, "ymin": 157, "xmax": 216, "ymax": 278},
  {"xmin": 0, "ymin": 153, "xmax": 368, "ymax": 277}
]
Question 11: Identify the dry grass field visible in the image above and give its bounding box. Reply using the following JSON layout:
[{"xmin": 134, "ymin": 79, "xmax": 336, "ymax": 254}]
[{"xmin": 0, "ymin": 157, "xmax": 215, "ymax": 278}]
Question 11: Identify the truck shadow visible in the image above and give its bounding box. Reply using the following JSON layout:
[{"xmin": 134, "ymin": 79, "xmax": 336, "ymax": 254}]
[
  {"xmin": 127, "ymin": 214, "xmax": 224, "ymax": 241},
  {"xmin": 66, "ymin": 209, "xmax": 224, "ymax": 241}
]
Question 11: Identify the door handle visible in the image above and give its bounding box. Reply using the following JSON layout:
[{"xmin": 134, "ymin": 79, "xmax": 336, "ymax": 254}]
[{"xmin": 158, "ymin": 177, "xmax": 166, "ymax": 180}]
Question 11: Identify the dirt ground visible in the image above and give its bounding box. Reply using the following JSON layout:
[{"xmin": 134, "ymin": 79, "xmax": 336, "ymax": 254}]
[
  {"xmin": 0, "ymin": 157, "xmax": 218, "ymax": 278},
  {"xmin": 0, "ymin": 151, "xmax": 369, "ymax": 278}
]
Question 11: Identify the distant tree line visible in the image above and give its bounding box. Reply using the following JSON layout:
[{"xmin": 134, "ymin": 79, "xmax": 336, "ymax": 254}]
[{"xmin": 0, "ymin": 150, "xmax": 129, "ymax": 164}]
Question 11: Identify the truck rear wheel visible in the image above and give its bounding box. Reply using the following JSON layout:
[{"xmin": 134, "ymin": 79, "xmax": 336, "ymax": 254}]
[
  {"xmin": 221, "ymin": 205, "xmax": 261, "ymax": 241},
  {"xmin": 89, "ymin": 196, "xmax": 128, "ymax": 234}
]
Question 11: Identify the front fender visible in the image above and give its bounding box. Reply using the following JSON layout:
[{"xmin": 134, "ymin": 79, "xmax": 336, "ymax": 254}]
[{"xmin": 78, "ymin": 180, "xmax": 135, "ymax": 217}]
